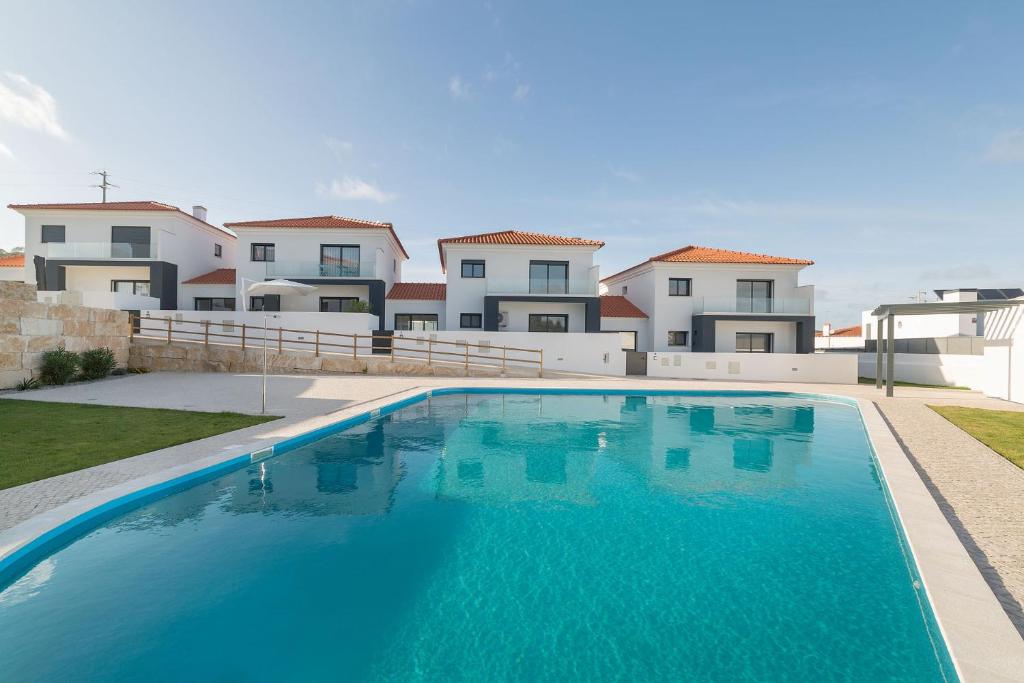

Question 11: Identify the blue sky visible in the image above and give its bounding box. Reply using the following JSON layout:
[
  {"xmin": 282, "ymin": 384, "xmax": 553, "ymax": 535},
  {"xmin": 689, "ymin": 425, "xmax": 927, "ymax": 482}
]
[{"xmin": 1, "ymin": 1, "xmax": 1023, "ymax": 324}]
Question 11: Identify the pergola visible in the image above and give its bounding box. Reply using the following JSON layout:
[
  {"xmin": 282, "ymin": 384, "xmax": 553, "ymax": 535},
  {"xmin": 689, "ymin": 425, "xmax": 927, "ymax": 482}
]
[{"xmin": 869, "ymin": 300, "xmax": 1022, "ymax": 397}]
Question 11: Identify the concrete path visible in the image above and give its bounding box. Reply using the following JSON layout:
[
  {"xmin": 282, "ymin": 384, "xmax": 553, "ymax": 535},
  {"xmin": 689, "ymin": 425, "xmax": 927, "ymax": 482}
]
[{"xmin": 3, "ymin": 372, "xmax": 1023, "ymax": 639}]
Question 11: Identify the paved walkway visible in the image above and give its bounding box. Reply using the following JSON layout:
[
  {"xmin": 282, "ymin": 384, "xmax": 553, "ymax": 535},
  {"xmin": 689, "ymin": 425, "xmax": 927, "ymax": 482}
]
[{"xmin": 3, "ymin": 372, "xmax": 1023, "ymax": 637}]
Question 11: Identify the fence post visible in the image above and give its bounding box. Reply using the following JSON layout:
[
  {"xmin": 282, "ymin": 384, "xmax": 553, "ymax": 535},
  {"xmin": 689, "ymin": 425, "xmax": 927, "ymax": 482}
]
[
  {"xmin": 391, "ymin": 334, "xmax": 396, "ymax": 361},
  {"xmin": 241, "ymin": 323, "xmax": 247, "ymax": 351},
  {"xmin": 166, "ymin": 317, "xmax": 172, "ymax": 344},
  {"xmin": 427, "ymin": 338, "xmax": 433, "ymax": 366},
  {"xmin": 352, "ymin": 334, "xmax": 358, "ymax": 359},
  {"xmin": 129, "ymin": 316, "xmax": 135, "ymax": 342},
  {"xmin": 539, "ymin": 348, "xmax": 543, "ymax": 378},
  {"xmin": 278, "ymin": 327, "xmax": 283, "ymax": 354},
  {"xmin": 502, "ymin": 346, "xmax": 507, "ymax": 374},
  {"xmin": 315, "ymin": 330, "xmax": 320, "ymax": 357},
  {"xmin": 464, "ymin": 343, "xmax": 469, "ymax": 373},
  {"xmin": 204, "ymin": 320, "xmax": 210, "ymax": 346}
]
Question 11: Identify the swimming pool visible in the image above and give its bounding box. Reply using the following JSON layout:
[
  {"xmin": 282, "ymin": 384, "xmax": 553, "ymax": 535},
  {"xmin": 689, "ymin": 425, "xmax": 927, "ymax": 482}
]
[{"xmin": 0, "ymin": 391, "xmax": 955, "ymax": 681}]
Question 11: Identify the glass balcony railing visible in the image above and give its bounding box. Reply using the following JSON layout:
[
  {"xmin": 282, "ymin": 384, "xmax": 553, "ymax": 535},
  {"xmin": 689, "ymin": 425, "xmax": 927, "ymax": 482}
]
[
  {"xmin": 264, "ymin": 261, "xmax": 377, "ymax": 278},
  {"xmin": 44, "ymin": 242, "xmax": 154, "ymax": 259},
  {"xmin": 692, "ymin": 296, "xmax": 812, "ymax": 315},
  {"xmin": 485, "ymin": 278, "xmax": 599, "ymax": 296}
]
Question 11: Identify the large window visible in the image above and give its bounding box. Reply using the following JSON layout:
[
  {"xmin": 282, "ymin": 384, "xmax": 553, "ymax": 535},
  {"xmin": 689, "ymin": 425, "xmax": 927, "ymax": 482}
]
[
  {"xmin": 250, "ymin": 296, "xmax": 265, "ymax": 311},
  {"xmin": 529, "ymin": 261, "xmax": 568, "ymax": 294},
  {"xmin": 736, "ymin": 332, "xmax": 773, "ymax": 353},
  {"xmin": 669, "ymin": 278, "xmax": 691, "ymax": 296},
  {"xmin": 111, "ymin": 226, "xmax": 151, "ymax": 258},
  {"xmin": 736, "ymin": 279, "xmax": 773, "ymax": 313},
  {"xmin": 460, "ymin": 313, "xmax": 482, "ymax": 329},
  {"xmin": 668, "ymin": 330, "xmax": 689, "ymax": 346},
  {"xmin": 111, "ymin": 280, "xmax": 150, "ymax": 296},
  {"xmin": 251, "ymin": 243, "xmax": 275, "ymax": 262},
  {"xmin": 320, "ymin": 244, "xmax": 360, "ymax": 276},
  {"xmin": 41, "ymin": 225, "xmax": 65, "ymax": 243},
  {"xmin": 394, "ymin": 314, "xmax": 439, "ymax": 331},
  {"xmin": 320, "ymin": 297, "xmax": 360, "ymax": 313},
  {"xmin": 194, "ymin": 297, "xmax": 236, "ymax": 311},
  {"xmin": 619, "ymin": 330, "xmax": 637, "ymax": 351},
  {"xmin": 461, "ymin": 260, "xmax": 485, "ymax": 278},
  {"xmin": 528, "ymin": 314, "xmax": 568, "ymax": 333}
]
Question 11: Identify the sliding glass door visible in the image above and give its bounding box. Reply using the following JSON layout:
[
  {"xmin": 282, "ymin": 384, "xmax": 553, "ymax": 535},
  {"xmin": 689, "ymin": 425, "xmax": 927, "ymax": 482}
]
[
  {"xmin": 736, "ymin": 280, "xmax": 773, "ymax": 313},
  {"xmin": 320, "ymin": 245, "xmax": 361, "ymax": 277}
]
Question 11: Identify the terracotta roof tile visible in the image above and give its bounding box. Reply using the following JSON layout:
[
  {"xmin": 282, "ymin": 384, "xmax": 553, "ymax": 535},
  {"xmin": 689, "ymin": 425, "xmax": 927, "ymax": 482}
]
[
  {"xmin": 386, "ymin": 282, "xmax": 446, "ymax": 300},
  {"xmin": 182, "ymin": 268, "xmax": 236, "ymax": 285},
  {"xmin": 602, "ymin": 244, "xmax": 813, "ymax": 281},
  {"xmin": 600, "ymin": 295, "xmax": 648, "ymax": 318},
  {"xmin": 817, "ymin": 324, "xmax": 861, "ymax": 338},
  {"xmin": 223, "ymin": 215, "xmax": 408, "ymax": 258},
  {"xmin": 0, "ymin": 253, "xmax": 25, "ymax": 267},
  {"xmin": 437, "ymin": 230, "xmax": 604, "ymax": 270},
  {"xmin": 7, "ymin": 200, "xmax": 235, "ymax": 238}
]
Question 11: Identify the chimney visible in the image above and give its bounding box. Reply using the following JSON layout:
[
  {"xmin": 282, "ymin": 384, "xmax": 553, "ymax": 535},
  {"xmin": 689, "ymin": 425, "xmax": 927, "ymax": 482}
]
[
  {"xmin": 822, "ymin": 322, "xmax": 832, "ymax": 337},
  {"xmin": 192, "ymin": 205, "xmax": 208, "ymax": 222}
]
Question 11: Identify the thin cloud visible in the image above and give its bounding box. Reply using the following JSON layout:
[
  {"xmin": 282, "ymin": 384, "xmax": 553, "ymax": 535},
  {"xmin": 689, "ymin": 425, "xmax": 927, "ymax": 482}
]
[
  {"xmin": 984, "ymin": 129, "xmax": 1024, "ymax": 162},
  {"xmin": 609, "ymin": 165, "xmax": 641, "ymax": 183},
  {"xmin": 513, "ymin": 83, "xmax": 531, "ymax": 100},
  {"xmin": 448, "ymin": 76, "xmax": 471, "ymax": 100},
  {"xmin": 0, "ymin": 73, "xmax": 68, "ymax": 139},
  {"xmin": 0, "ymin": 141, "xmax": 13, "ymax": 159},
  {"xmin": 324, "ymin": 136, "xmax": 353, "ymax": 157},
  {"xmin": 317, "ymin": 176, "xmax": 397, "ymax": 203}
]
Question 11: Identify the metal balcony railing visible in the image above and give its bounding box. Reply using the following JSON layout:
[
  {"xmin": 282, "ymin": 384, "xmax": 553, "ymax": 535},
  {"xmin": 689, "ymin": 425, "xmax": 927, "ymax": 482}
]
[
  {"xmin": 264, "ymin": 260, "xmax": 377, "ymax": 278},
  {"xmin": 692, "ymin": 296, "xmax": 812, "ymax": 315}
]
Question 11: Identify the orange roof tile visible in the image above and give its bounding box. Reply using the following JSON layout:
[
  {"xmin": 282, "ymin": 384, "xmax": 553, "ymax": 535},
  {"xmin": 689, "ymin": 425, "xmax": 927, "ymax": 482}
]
[
  {"xmin": 602, "ymin": 244, "xmax": 814, "ymax": 281},
  {"xmin": 437, "ymin": 230, "xmax": 604, "ymax": 271},
  {"xmin": 817, "ymin": 324, "xmax": 861, "ymax": 338},
  {"xmin": 223, "ymin": 215, "xmax": 408, "ymax": 259},
  {"xmin": 0, "ymin": 253, "xmax": 25, "ymax": 267},
  {"xmin": 386, "ymin": 282, "xmax": 446, "ymax": 301},
  {"xmin": 7, "ymin": 201, "xmax": 235, "ymax": 238},
  {"xmin": 600, "ymin": 295, "xmax": 648, "ymax": 318},
  {"xmin": 182, "ymin": 268, "xmax": 236, "ymax": 285}
]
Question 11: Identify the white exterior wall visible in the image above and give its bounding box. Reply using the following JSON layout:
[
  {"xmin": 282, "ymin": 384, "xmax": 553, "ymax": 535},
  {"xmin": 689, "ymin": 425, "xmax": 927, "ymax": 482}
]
[
  {"xmin": 492, "ymin": 301, "xmax": 588, "ymax": 332},
  {"xmin": 442, "ymin": 244, "xmax": 600, "ymax": 332},
  {"xmin": 603, "ymin": 262, "xmax": 811, "ymax": 352},
  {"xmin": 648, "ymin": 351, "xmax": 856, "ymax": 384},
  {"xmin": 814, "ymin": 335, "xmax": 865, "ymax": 350},
  {"xmin": 0, "ymin": 266, "xmax": 25, "ymax": 281},
  {"xmin": 713, "ymin": 320, "xmax": 797, "ymax": 353},
  {"xmin": 980, "ymin": 303, "xmax": 1024, "ymax": 403},
  {"xmin": 599, "ymin": 316, "xmax": 649, "ymax": 351},
  {"xmin": 857, "ymin": 353, "xmax": 986, "ymax": 388},
  {"xmin": 386, "ymin": 299, "xmax": 446, "ymax": 329},
  {"xmin": 64, "ymin": 265, "xmax": 151, "ymax": 292},
  {"xmin": 860, "ymin": 310, "xmax": 976, "ymax": 340},
  {"xmin": 182, "ymin": 284, "xmax": 237, "ymax": 309},
  {"xmin": 140, "ymin": 309, "xmax": 379, "ymax": 341}
]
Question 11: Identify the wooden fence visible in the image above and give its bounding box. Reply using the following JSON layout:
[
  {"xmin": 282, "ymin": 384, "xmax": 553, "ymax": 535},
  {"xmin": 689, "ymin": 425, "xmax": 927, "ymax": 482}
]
[{"xmin": 130, "ymin": 315, "xmax": 544, "ymax": 376}]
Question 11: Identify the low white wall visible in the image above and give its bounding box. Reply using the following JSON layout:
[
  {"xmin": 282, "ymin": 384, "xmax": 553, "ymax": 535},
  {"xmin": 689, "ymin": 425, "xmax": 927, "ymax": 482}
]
[
  {"xmin": 857, "ymin": 352, "xmax": 985, "ymax": 388},
  {"xmin": 814, "ymin": 336, "xmax": 864, "ymax": 350},
  {"xmin": 394, "ymin": 330, "xmax": 626, "ymax": 376},
  {"xmin": 648, "ymin": 351, "xmax": 857, "ymax": 384},
  {"xmin": 141, "ymin": 310, "xmax": 379, "ymax": 336}
]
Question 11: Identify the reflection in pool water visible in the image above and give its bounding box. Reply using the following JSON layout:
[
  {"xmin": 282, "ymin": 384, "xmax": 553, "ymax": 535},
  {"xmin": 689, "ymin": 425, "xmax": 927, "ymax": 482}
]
[{"xmin": 0, "ymin": 393, "xmax": 953, "ymax": 682}]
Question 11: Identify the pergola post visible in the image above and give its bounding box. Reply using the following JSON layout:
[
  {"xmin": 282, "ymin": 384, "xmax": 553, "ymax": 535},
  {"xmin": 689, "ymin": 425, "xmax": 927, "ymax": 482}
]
[
  {"xmin": 875, "ymin": 316, "xmax": 883, "ymax": 389},
  {"xmin": 885, "ymin": 312, "xmax": 895, "ymax": 397}
]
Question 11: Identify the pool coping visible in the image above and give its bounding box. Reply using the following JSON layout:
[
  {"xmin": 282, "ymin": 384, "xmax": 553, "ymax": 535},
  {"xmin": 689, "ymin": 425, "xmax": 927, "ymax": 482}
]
[{"xmin": 1, "ymin": 386, "xmax": 1021, "ymax": 681}]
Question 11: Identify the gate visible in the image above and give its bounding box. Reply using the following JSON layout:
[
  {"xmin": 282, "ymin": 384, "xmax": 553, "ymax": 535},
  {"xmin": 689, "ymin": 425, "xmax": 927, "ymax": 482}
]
[{"xmin": 625, "ymin": 351, "xmax": 648, "ymax": 376}]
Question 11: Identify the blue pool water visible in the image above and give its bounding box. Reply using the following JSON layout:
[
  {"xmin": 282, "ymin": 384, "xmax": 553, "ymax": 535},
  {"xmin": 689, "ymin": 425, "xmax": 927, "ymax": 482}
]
[{"xmin": 0, "ymin": 392, "xmax": 954, "ymax": 681}]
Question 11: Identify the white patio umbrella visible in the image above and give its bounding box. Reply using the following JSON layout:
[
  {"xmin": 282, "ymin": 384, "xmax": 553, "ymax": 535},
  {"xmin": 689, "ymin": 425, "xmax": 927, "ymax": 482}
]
[{"xmin": 245, "ymin": 279, "xmax": 317, "ymax": 413}]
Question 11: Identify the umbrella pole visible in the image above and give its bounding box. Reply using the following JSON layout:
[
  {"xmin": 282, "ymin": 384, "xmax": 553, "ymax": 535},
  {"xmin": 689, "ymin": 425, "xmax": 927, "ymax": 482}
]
[{"xmin": 261, "ymin": 312, "xmax": 268, "ymax": 414}]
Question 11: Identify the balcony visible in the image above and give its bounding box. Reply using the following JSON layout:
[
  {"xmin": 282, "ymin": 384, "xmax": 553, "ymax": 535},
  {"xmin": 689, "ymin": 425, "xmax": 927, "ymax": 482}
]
[
  {"xmin": 37, "ymin": 289, "xmax": 160, "ymax": 311},
  {"xmin": 692, "ymin": 296, "xmax": 812, "ymax": 315},
  {"xmin": 264, "ymin": 260, "xmax": 377, "ymax": 279},
  {"xmin": 485, "ymin": 278, "xmax": 599, "ymax": 297},
  {"xmin": 44, "ymin": 242, "xmax": 156, "ymax": 259}
]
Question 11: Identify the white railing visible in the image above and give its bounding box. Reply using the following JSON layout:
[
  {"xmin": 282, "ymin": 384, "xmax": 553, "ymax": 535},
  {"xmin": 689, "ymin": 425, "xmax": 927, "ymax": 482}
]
[
  {"xmin": 45, "ymin": 242, "xmax": 156, "ymax": 259},
  {"xmin": 265, "ymin": 260, "xmax": 376, "ymax": 278},
  {"xmin": 486, "ymin": 278, "xmax": 599, "ymax": 296},
  {"xmin": 692, "ymin": 296, "xmax": 812, "ymax": 315}
]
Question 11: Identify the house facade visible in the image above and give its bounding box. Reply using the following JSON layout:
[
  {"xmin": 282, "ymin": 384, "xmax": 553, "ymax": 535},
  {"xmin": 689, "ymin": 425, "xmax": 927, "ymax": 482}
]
[
  {"xmin": 860, "ymin": 288, "xmax": 1023, "ymax": 341},
  {"xmin": 7, "ymin": 201, "xmax": 235, "ymax": 311},
  {"xmin": 601, "ymin": 245, "xmax": 816, "ymax": 353}
]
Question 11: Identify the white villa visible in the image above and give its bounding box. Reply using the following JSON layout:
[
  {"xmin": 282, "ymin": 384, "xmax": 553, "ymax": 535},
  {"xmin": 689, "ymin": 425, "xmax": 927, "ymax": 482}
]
[{"xmin": 860, "ymin": 288, "xmax": 1023, "ymax": 342}]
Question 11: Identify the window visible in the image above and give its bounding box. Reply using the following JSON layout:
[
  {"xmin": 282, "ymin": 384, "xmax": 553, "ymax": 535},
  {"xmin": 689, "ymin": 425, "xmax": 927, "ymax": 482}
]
[
  {"xmin": 320, "ymin": 244, "xmax": 360, "ymax": 276},
  {"xmin": 394, "ymin": 314, "xmax": 439, "ymax": 331},
  {"xmin": 460, "ymin": 313, "xmax": 482, "ymax": 329},
  {"xmin": 461, "ymin": 260, "xmax": 485, "ymax": 278},
  {"xmin": 736, "ymin": 332, "xmax": 773, "ymax": 353},
  {"xmin": 111, "ymin": 280, "xmax": 150, "ymax": 296},
  {"xmin": 319, "ymin": 297, "xmax": 360, "ymax": 313},
  {"xmin": 250, "ymin": 296, "xmax": 265, "ymax": 311},
  {"xmin": 669, "ymin": 278, "xmax": 692, "ymax": 296},
  {"xmin": 619, "ymin": 330, "xmax": 637, "ymax": 351},
  {"xmin": 528, "ymin": 314, "xmax": 568, "ymax": 333},
  {"xmin": 736, "ymin": 280, "xmax": 773, "ymax": 313},
  {"xmin": 214, "ymin": 244, "xmax": 222, "ymax": 258},
  {"xmin": 111, "ymin": 226, "xmax": 151, "ymax": 258},
  {"xmin": 251, "ymin": 243, "xmax": 275, "ymax": 262},
  {"xmin": 41, "ymin": 225, "xmax": 65, "ymax": 243},
  {"xmin": 668, "ymin": 331, "xmax": 689, "ymax": 346},
  {"xmin": 529, "ymin": 261, "xmax": 569, "ymax": 294},
  {"xmin": 194, "ymin": 297, "xmax": 236, "ymax": 311},
  {"xmin": 621, "ymin": 285, "xmax": 627, "ymax": 295}
]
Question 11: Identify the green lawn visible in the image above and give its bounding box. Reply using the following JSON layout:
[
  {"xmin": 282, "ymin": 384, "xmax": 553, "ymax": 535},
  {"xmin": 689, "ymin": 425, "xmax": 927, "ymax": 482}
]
[
  {"xmin": 858, "ymin": 377, "xmax": 970, "ymax": 390},
  {"xmin": 0, "ymin": 400, "xmax": 279, "ymax": 489},
  {"xmin": 929, "ymin": 405, "xmax": 1024, "ymax": 469}
]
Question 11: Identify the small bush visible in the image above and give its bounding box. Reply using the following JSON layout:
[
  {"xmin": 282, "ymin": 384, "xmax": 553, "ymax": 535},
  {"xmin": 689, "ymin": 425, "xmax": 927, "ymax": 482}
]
[
  {"xmin": 40, "ymin": 347, "xmax": 80, "ymax": 385},
  {"xmin": 80, "ymin": 347, "xmax": 117, "ymax": 380},
  {"xmin": 128, "ymin": 366, "xmax": 151, "ymax": 374},
  {"xmin": 348, "ymin": 300, "xmax": 371, "ymax": 313},
  {"xmin": 16, "ymin": 377, "xmax": 40, "ymax": 391}
]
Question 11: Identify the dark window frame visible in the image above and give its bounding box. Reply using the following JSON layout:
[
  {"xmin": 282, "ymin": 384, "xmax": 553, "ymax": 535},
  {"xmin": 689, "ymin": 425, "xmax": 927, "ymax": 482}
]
[
  {"xmin": 620, "ymin": 330, "xmax": 638, "ymax": 351},
  {"xmin": 529, "ymin": 260, "xmax": 569, "ymax": 294},
  {"xmin": 194, "ymin": 297, "xmax": 236, "ymax": 311},
  {"xmin": 214, "ymin": 244, "xmax": 222, "ymax": 258},
  {"xmin": 111, "ymin": 226, "xmax": 151, "ymax": 258},
  {"xmin": 320, "ymin": 244, "xmax": 361, "ymax": 277},
  {"xmin": 736, "ymin": 332, "xmax": 773, "ymax": 353},
  {"xmin": 736, "ymin": 279, "xmax": 774, "ymax": 312},
  {"xmin": 460, "ymin": 313, "xmax": 483, "ymax": 329},
  {"xmin": 251, "ymin": 243, "xmax": 275, "ymax": 262},
  {"xmin": 250, "ymin": 296, "xmax": 265, "ymax": 311},
  {"xmin": 528, "ymin": 313, "xmax": 569, "ymax": 333},
  {"xmin": 41, "ymin": 225, "xmax": 65, "ymax": 243},
  {"xmin": 668, "ymin": 330, "xmax": 689, "ymax": 346},
  {"xmin": 110, "ymin": 279, "xmax": 150, "ymax": 296},
  {"xmin": 461, "ymin": 260, "xmax": 485, "ymax": 278},
  {"xmin": 319, "ymin": 296, "xmax": 361, "ymax": 313},
  {"xmin": 669, "ymin": 278, "xmax": 692, "ymax": 297},
  {"xmin": 394, "ymin": 313, "xmax": 439, "ymax": 331}
]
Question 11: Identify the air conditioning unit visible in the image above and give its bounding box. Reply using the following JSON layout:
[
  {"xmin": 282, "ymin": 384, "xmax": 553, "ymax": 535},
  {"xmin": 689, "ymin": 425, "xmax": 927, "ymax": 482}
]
[{"xmin": 497, "ymin": 311, "xmax": 509, "ymax": 328}]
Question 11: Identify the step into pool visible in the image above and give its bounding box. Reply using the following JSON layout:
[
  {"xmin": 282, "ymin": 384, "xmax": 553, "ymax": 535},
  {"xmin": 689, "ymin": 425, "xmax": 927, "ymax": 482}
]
[{"xmin": 0, "ymin": 391, "xmax": 955, "ymax": 681}]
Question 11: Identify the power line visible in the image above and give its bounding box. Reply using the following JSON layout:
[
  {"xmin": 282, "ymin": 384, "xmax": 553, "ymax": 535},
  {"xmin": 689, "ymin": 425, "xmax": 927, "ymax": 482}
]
[{"xmin": 90, "ymin": 170, "xmax": 119, "ymax": 202}]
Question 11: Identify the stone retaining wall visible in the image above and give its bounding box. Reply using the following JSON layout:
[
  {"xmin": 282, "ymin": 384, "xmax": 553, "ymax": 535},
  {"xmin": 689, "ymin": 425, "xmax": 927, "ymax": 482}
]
[
  {"xmin": 129, "ymin": 337, "xmax": 541, "ymax": 378},
  {"xmin": 0, "ymin": 282, "xmax": 131, "ymax": 388}
]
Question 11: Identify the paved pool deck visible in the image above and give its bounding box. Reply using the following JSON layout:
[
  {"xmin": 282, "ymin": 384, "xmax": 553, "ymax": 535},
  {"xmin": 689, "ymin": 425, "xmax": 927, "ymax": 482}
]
[{"xmin": 2, "ymin": 372, "xmax": 1023, "ymax": 680}]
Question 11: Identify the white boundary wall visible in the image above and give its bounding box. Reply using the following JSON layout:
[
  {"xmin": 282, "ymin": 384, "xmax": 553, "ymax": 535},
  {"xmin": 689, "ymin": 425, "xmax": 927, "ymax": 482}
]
[
  {"xmin": 394, "ymin": 330, "xmax": 626, "ymax": 376},
  {"xmin": 857, "ymin": 353, "xmax": 985, "ymax": 388},
  {"xmin": 140, "ymin": 310, "xmax": 379, "ymax": 337},
  {"xmin": 814, "ymin": 336, "xmax": 864, "ymax": 350},
  {"xmin": 648, "ymin": 351, "xmax": 857, "ymax": 384}
]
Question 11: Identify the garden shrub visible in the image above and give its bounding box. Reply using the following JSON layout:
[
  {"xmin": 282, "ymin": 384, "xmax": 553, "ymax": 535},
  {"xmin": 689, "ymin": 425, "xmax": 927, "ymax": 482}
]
[
  {"xmin": 40, "ymin": 347, "xmax": 80, "ymax": 385},
  {"xmin": 80, "ymin": 347, "xmax": 117, "ymax": 380}
]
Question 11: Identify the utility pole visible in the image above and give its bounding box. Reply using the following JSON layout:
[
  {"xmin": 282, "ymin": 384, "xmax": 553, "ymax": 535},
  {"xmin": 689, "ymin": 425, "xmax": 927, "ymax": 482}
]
[{"xmin": 90, "ymin": 170, "xmax": 119, "ymax": 202}]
